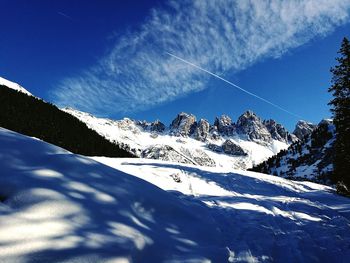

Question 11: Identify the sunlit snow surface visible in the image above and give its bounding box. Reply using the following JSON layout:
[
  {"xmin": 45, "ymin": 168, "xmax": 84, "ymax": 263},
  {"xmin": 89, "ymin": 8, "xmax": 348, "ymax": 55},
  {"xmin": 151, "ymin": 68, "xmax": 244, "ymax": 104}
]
[
  {"xmin": 0, "ymin": 128, "xmax": 350, "ymax": 262},
  {"xmin": 0, "ymin": 77, "xmax": 32, "ymax": 96}
]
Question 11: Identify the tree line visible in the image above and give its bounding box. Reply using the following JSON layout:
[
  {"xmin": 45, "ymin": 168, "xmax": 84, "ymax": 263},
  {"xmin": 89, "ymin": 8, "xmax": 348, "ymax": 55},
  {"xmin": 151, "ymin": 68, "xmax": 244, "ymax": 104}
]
[{"xmin": 0, "ymin": 86, "xmax": 134, "ymax": 158}]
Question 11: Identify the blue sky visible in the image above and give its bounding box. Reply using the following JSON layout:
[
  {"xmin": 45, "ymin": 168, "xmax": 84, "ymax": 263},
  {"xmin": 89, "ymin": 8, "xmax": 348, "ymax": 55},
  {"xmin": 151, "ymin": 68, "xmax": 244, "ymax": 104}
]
[{"xmin": 1, "ymin": 0, "xmax": 350, "ymax": 131}]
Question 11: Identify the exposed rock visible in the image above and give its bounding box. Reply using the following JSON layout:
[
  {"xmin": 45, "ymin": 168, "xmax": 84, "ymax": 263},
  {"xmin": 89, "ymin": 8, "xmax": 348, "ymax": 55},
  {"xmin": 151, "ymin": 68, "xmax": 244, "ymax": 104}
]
[
  {"xmin": 170, "ymin": 173, "xmax": 182, "ymax": 183},
  {"xmin": 150, "ymin": 133, "xmax": 158, "ymax": 139},
  {"xmin": 141, "ymin": 145, "xmax": 196, "ymax": 165},
  {"xmin": 179, "ymin": 147, "xmax": 216, "ymax": 167},
  {"xmin": 135, "ymin": 120, "xmax": 149, "ymax": 130},
  {"xmin": 236, "ymin": 111, "xmax": 271, "ymax": 143},
  {"xmin": 214, "ymin": 115, "xmax": 234, "ymax": 135},
  {"xmin": 263, "ymin": 119, "xmax": 294, "ymax": 143},
  {"xmin": 318, "ymin": 119, "xmax": 333, "ymax": 128},
  {"xmin": 170, "ymin": 112, "xmax": 197, "ymax": 136},
  {"xmin": 117, "ymin": 118, "xmax": 141, "ymax": 134},
  {"xmin": 293, "ymin": 120, "xmax": 316, "ymax": 140},
  {"xmin": 176, "ymin": 138, "xmax": 187, "ymax": 144},
  {"xmin": 136, "ymin": 119, "xmax": 165, "ymax": 133},
  {"xmin": 150, "ymin": 120, "xmax": 165, "ymax": 133},
  {"xmin": 141, "ymin": 144, "xmax": 216, "ymax": 167},
  {"xmin": 222, "ymin": 140, "xmax": 247, "ymax": 156},
  {"xmin": 207, "ymin": 143, "xmax": 222, "ymax": 153},
  {"xmin": 193, "ymin": 119, "xmax": 210, "ymax": 141}
]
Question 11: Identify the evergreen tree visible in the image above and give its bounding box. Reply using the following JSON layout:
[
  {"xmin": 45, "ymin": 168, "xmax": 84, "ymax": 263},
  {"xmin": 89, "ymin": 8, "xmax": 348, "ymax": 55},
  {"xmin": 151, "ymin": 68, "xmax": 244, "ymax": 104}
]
[
  {"xmin": 0, "ymin": 85, "xmax": 134, "ymax": 158},
  {"xmin": 328, "ymin": 37, "xmax": 350, "ymax": 195}
]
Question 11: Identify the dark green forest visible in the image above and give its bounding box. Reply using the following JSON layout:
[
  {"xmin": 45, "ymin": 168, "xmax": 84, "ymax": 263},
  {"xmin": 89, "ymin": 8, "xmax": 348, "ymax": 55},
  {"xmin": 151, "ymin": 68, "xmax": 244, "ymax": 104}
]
[{"xmin": 0, "ymin": 85, "xmax": 134, "ymax": 158}]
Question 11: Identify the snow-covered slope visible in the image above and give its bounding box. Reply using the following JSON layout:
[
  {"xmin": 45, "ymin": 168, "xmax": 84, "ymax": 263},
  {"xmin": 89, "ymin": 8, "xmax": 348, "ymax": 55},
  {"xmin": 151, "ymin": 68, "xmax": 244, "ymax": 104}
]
[
  {"xmin": 1, "ymin": 127, "xmax": 350, "ymax": 262},
  {"xmin": 0, "ymin": 76, "xmax": 32, "ymax": 96},
  {"xmin": 0, "ymin": 127, "xmax": 223, "ymax": 262},
  {"xmin": 252, "ymin": 119, "xmax": 335, "ymax": 184},
  {"xmin": 63, "ymin": 108, "xmax": 293, "ymax": 170}
]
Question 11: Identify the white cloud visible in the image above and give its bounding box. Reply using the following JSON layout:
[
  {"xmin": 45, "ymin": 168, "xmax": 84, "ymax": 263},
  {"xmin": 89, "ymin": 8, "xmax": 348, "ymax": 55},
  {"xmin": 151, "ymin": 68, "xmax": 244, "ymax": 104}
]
[{"xmin": 52, "ymin": 0, "xmax": 350, "ymax": 115}]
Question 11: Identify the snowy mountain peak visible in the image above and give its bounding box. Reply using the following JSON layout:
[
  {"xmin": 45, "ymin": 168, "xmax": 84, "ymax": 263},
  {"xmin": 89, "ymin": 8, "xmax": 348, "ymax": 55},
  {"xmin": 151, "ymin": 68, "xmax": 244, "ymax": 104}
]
[
  {"xmin": 170, "ymin": 112, "xmax": 197, "ymax": 136},
  {"xmin": 236, "ymin": 110, "xmax": 272, "ymax": 143},
  {"xmin": 0, "ymin": 76, "xmax": 32, "ymax": 96},
  {"xmin": 241, "ymin": 109, "xmax": 257, "ymax": 118},
  {"xmin": 214, "ymin": 114, "xmax": 234, "ymax": 135},
  {"xmin": 293, "ymin": 120, "xmax": 317, "ymax": 140}
]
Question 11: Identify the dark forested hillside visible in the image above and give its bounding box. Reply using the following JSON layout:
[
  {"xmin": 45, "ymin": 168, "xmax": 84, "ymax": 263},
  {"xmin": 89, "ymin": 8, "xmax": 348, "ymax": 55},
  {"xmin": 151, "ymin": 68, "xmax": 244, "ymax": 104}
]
[{"xmin": 0, "ymin": 85, "xmax": 134, "ymax": 157}]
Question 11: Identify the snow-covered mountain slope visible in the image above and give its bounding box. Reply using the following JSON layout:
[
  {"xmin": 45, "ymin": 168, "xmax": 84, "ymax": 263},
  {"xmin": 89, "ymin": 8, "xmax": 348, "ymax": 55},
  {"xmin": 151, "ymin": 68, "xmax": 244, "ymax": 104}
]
[
  {"xmin": 63, "ymin": 108, "xmax": 294, "ymax": 170},
  {"xmin": 0, "ymin": 76, "xmax": 32, "ymax": 96},
  {"xmin": 252, "ymin": 119, "xmax": 335, "ymax": 184},
  {"xmin": 0, "ymin": 127, "xmax": 224, "ymax": 262},
  {"xmin": 1, "ymin": 127, "xmax": 350, "ymax": 262}
]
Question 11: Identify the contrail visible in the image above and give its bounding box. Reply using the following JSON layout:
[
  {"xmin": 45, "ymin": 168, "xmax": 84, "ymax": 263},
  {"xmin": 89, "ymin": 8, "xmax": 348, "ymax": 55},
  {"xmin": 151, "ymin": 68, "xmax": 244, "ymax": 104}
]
[
  {"xmin": 57, "ymin": 11, "xmax": 73, "ymax": 21},
  {"xmin": 166, "ymin": 52, "xmax": 302, "ymax": 119}
]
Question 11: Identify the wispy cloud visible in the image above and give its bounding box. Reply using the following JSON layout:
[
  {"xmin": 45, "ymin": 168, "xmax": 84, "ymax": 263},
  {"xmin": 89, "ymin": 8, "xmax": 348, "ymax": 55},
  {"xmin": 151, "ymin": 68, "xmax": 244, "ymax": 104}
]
[{"xmin": 52, "ymin": 0, "xmax": 350, "ymax": 116}]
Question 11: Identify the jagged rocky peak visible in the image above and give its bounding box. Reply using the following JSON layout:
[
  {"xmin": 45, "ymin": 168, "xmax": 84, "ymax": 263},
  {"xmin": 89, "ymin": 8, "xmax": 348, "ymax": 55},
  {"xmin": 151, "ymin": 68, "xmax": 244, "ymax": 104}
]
[
  {"xmin": 193, "ymin": 119, "xmax": 210, "ymax": 141},
  {"xmin": 150, "ymin": 120, "xmax": 166, "ymax": 133},
  {"xmin": 214, "ymin": 115, "xmax": 234, "ymax": 135},
  {"xmin": 263, "ymin": 119, "xmax": 295, "ymax": 143},
  {"xmin": 170, "ymin": 112, "xmax": 197, "ymax": 136},
  {"xmin": 136, "ymin": 119, "xmax": 165, "ymax": 133},
  {"xmin": 236, "ymin": 110, "xmax": 272, "ymax": 143},
  {"xmin": 293, "ymin": 120, "xmax": 317, "ymax": 140}
]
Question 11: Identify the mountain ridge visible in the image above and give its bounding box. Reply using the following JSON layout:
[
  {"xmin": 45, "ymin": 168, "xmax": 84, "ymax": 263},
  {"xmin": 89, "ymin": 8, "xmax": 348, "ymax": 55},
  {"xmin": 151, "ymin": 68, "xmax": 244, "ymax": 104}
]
[
  {"xmin": 63, "ymin": 107, "xmax": 299, "ymax": 170},
  {"xmin": 0, "ymin": 76, "xmax": 319, "ymax": 172}
]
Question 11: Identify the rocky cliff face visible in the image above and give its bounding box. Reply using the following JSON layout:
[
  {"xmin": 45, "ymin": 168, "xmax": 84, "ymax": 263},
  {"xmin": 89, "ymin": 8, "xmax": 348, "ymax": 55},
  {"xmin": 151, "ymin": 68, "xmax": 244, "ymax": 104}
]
[
  {"xmin": 214, "ymin": 115, "xmax": 234, "ymax": 135},
  {"xmin": 263, "ymin": 119, "xmax": 298, "ymax": 143},
  {"xmin": 193, "ymin": 119, "xmax": 210, "ymax": 141},
  {"xmin": 222, "ymin": 140, "xmax": 247, "ymax": 156},
  {"xmin": 170, "ymin": 112, "xmax": 197, "ymax": 136},
  {"xmin": 293, "ymin": 120, "xmax": 317, "ymax": 140},
  {"xmin": 150, "ymin": 120, "xmax": 166, "ymax": 133},
  {"xmin": 236, "ymin": 111, "xmax": 272, "ymax": 143}
]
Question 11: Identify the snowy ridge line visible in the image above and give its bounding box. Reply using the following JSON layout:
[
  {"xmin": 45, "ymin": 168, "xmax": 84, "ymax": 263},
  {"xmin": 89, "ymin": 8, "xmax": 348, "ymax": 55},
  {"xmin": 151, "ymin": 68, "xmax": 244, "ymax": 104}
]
[{"xmin": 0, "ymin": 76, "xmax": 32, "ymax": 96}]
